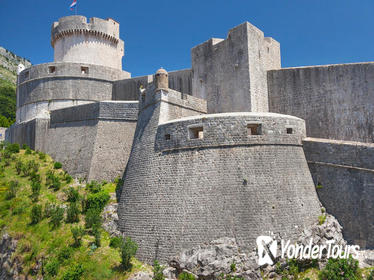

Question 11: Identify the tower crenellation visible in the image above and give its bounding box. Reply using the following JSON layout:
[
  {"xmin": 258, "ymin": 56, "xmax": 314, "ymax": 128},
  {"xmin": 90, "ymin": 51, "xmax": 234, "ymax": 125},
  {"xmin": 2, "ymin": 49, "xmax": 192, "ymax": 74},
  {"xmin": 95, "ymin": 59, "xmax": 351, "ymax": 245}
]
[{"xmin": 51, "ymin": 16, "xmax": 124, "ymax": 70}]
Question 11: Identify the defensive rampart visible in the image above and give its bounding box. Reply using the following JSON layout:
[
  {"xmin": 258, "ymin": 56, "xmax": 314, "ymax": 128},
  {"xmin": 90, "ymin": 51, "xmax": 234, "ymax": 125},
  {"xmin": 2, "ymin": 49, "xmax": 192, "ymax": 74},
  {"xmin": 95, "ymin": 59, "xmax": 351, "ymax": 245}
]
[
  {"xmin": 303, "ymin": 138, "xmax": 374, "ymax": 249},
  {"xmin": 268, "ymin": 62, "xmax": 374, "ymax": 143}
]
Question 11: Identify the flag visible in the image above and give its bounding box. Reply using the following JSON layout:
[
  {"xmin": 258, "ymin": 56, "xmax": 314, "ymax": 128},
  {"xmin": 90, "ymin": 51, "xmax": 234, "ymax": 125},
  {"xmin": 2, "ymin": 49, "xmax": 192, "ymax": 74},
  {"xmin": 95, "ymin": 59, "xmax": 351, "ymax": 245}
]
[{"xmin": 70, "ymin": 0, "xmax": 77, "ymax": 10}]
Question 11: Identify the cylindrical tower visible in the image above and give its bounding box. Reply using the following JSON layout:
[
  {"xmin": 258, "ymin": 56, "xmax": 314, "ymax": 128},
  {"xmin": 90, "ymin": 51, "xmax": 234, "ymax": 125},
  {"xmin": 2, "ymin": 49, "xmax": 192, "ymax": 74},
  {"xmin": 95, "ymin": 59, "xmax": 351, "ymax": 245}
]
[{"xmin": 51, "ymin": 16, "xmax": 124, "ymax": 70}]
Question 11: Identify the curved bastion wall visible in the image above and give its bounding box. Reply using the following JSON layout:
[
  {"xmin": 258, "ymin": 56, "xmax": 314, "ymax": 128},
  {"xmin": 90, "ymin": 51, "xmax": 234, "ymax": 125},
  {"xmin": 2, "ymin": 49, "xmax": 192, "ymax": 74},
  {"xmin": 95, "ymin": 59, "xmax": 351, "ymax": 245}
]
[
  {"xmin": 118, "ymin": 90, "xmax": 321, "ymax": 262},
  {"xmin": 51, "ymin": 16, "xmax": 124, "ymax": 70},
  {"xmin": 16, "ymin": 62, "xmax": 130, "ymax": 123}
]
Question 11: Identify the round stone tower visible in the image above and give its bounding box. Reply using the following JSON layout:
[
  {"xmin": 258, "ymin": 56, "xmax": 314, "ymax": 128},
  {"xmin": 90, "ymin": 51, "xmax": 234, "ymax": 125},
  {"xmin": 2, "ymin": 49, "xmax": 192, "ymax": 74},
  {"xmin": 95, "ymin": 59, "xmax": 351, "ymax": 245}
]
[{"xmin": 51, "ymin": 16, "xmax": 124, "ymax": 70}]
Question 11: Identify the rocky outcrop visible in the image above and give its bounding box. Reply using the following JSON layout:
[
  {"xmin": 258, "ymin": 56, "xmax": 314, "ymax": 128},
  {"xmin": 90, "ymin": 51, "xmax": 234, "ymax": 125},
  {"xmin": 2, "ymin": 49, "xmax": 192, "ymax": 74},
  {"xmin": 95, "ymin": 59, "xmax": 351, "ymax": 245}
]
[
  {"xmin": 0, "ymin": 233, "xmax": 20, "ymax": 280},
  {"xmin": 102, "ymin": 193, "xmax": 122, "ymax": 237}
]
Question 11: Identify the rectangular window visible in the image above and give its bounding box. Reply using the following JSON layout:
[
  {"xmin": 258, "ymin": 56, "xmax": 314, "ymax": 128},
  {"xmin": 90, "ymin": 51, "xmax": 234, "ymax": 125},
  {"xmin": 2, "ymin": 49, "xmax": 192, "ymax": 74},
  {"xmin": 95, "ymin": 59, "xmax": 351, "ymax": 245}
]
[
  {"xmin": 286, "ymin": 128, "xmax": 293, "ymax": 134},
  {"xmin": 247, "ymin": 124, "xmax": 262, "ymax": 135},
  {"xmin": 81, "ymin": 66, "xmax": 89, "ymax": 74},
  {"xmin": 189, "ymin": 126, "xmax": 204, "ymax": 139},
  {"xmin": 48, "ymin": 66, "xmax": 56, "ymax": 73},
  {"xmin": 165, "ymin": 134, "xmax": 171, "ymax": 140}
]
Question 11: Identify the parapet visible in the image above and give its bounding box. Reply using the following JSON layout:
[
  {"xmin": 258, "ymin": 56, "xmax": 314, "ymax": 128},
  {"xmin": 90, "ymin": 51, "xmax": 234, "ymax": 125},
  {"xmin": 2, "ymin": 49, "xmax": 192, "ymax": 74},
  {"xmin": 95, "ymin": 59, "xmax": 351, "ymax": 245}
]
[
  {"xmin": 51, "ymin": 16, "xmax": 120, "ymax": 47},
  {"xmin": 51, "ymin": 16, "xmax": 125, "ymax": 70}
]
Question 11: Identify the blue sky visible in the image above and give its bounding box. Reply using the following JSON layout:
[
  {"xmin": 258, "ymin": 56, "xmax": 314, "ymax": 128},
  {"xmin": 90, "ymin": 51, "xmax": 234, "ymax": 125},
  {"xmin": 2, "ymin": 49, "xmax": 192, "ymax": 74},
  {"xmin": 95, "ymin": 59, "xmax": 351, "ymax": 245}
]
[{"xmin": 0, "ymin": 0, "xmax": 373, "ymax": 77}]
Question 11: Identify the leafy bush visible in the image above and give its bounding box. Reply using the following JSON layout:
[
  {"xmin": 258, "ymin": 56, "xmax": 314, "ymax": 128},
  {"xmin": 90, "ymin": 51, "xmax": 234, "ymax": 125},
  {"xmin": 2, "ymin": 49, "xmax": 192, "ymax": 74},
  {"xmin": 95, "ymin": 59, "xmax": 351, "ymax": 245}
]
[
  {"xmin": 121, "ymin": 236, "xmax": 138, "ymax": 270},
  {"xmin": 5, "ymin": 180, "xmax": 19, "ymax": 200},
  {"xmin": 71, "ymin": 226, "xmax": 85, "ymax": 247},
  {"xmin": 15, "ymin": 160, "xmax": 22, "ymax": 175},
  {"xmin": 318, "ymin": 256, "xmax": 360, "ymax": 280},
  {"xmin": 61, "ymin": 264, "xmax": 84, "ymax": 280},
  {"xmin": 54, "ymin": 161, "xmax": 62, "ymax": 169},
  {"xmin": 38, "ymin": 151, "xmax": 46, "ymax": 160},
  {"xmin": 178, "ymin": 272, "xmax": 196, "ymax": 280},
  {"xmin": 21, "ymin": 160, "xmax": 39, "ymax": 177},
  {"xmin": 50, "ymin": 206, "xmax": 64, "ymax": 229},
  {"xmin": 66, "ymin": 203, "xmax": 80, "ymax": 223},
  {"xmin": 65, "ymin": 173, "xmax": 73, "ymax": 183},
  {"xmin": 22, "ymin": 144, "xmax": 28, "ymax": 149},
  {"xmin": 44, "ymin": 202, "xmax": 55, "ymax": 218},
  {"xmin": 30, "ymin": 205, "xmax": 43, "ymax": 224},
  {"xmin": 85, "ymin": 191, "xmax": 110, "ymax": 212},
  {"xmin": 86, "ymin": 180, "xmax": 102, "ymax": 194},
  {"xmin": 153, "ymin": 260, "xmax": 165, "ymax": 280},
  {"xmin": 25, "ymin": 147, "xmax": 32, "ymax": 155},
  {"xmin": 5, "ymin": 143, "xmax": 19, "ymax": 154},
  {"xmin": 57, "ymin": 246, "xmax": 74, "ymax": 263},
  {"xmin": 46, "ymin": 170, "xmax": 61, "ymax": 191},
  {"xmin": 45, "ymin": 258, "xmax": 59, "ymax": 277},
  {"xmin": 67, "ymin": 187, "xmax": 80, "ymax": 203},
  {"xmin": 93, "ymin": 227, "xmax": 101, "ymax": 247},
  {"xmin": 109, "ymin": 236, "xmax": 123, "ymax": 249},
  {"xmin": 84, "ymin": 208, "xmax": 101, "ymax": 229},
  {"xmin": 31, "ymin": 180, "xmax": 41, "ymax": 202}
]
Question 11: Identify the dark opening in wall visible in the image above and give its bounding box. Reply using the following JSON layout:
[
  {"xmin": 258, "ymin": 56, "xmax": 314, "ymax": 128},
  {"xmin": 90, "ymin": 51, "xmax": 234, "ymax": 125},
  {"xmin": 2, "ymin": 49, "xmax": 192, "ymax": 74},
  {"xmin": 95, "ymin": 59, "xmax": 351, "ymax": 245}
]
[
  {"xmin": 247, "ymin": 124, "xmax": 262, "ymax": 135},
  {"xmin": 287, "ymin": 128, "xmax": 293, "ymax": 134},
  {"xmin": 48, "ymin": 66, "xmax": 56, "ymax": 73},
  {"xmin": 189, "ymin": 126, "xmax": 204, "ymax": 139},
  {"xmin": 24, "ymin": 71, "xmax": 29, "ymax": 79},
  {"xmin": 165, "ymin": 134, "xmax": 171, "ymax": 141},
  {"xmin": 81, "ymin": 66, "xmax": 89, "ymax": 74}
]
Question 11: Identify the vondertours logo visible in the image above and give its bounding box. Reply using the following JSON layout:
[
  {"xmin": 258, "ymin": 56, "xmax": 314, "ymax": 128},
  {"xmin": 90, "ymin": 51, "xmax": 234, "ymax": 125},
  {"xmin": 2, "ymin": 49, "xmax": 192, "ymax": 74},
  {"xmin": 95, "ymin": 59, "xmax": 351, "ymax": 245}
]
[{"xmin": 256, "ymin": 236, "xmax": 360, "ymax": 266}]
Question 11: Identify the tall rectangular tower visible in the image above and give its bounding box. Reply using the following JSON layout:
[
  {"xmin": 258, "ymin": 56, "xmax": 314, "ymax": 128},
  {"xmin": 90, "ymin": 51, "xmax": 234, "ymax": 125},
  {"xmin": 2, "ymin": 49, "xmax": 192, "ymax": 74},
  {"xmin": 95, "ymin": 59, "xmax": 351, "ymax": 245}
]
[{"xmin": 191, "ymin": 22, "xmax": 281, "ymax": 113}]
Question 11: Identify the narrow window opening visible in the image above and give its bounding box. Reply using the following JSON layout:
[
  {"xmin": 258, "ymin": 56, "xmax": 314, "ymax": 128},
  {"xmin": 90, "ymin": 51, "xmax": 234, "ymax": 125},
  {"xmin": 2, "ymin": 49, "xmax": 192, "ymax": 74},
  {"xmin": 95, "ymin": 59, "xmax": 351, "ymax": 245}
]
[
  {"xmin": 48, "ymin": 66, "xmax": 56, "ymax": 73},
  {"xmin": 81, "ymin": 66, "xmax": 89, "ymax": 74},
  {"xmin": 165, "ymin": 134, "xmax": 171, "ymax": 141},
  {"xmin": 24, "ymin": 71, "xmax": 29, "ymax": 79},
  {"xmin": 287, "ymin": 128, "xmax": 293, "ymax": 134},
  {"xmin": 189, "ymin": 126, "xmax": 204, "ymax": 139},
  {"xmin": 247, "ymin": 124, "xmax": 262, "ymax": 136}
]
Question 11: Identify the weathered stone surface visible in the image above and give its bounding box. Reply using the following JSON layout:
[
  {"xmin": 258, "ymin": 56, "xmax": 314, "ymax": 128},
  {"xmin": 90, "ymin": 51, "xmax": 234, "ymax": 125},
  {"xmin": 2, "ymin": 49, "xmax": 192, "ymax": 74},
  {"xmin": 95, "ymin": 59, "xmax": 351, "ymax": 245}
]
[
  {"xmin": 304, "ymin": 138, "xmax": 374, "ymax": 249},
  {"xmin": 0, "ymin": 233, "xmax": 20, "ymax": 280}
]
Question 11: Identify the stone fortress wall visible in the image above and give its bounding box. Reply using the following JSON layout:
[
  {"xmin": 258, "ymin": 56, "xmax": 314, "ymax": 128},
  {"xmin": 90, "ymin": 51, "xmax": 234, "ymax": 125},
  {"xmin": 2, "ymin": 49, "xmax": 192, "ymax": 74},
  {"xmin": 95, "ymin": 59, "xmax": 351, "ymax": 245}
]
[
  {"xmin": 6, "ymin": 14, "xmax": 374, "ymax": 261},
  {"xmin": 118, "ymin": 75, "xmax": 321, "ymax": 262}
]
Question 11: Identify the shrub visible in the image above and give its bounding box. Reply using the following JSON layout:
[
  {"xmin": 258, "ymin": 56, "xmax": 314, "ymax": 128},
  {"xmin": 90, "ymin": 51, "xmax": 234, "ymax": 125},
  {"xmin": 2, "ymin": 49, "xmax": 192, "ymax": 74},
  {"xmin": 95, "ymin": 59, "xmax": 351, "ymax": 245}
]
[
  {"xmin": 15, "ymin": 160, "xmax": 22, "ymax": 175},
  {"xmin": 86, "ymin": 180, "xmax": 102, "ymax": 194},
  {"xmin": 30, "ymin": 205, "xmax": 43, "ymax": 224},
  {"xmin": 6, "ymin": 143, "xmax": 19, "ymax": 154},
  {"xmin": 25, "ymin": 147, "xmax": 32, "ymax": 155},
  {"xmin": 121, "ymin": 236, "xmax": 138, "ymax": 270},
  {"xmin": 57, "ymin": 246, "xmax": 74, "ymax": 263},
  {"xmin": 65, "ymin": 173, "xmax": 73, "ymax": 183},
  {"xmin": 5, "ymin": 180, "xmax": 19, "ymax": 200},
  {"xmin": 93, "ymin": 227, "xmax": 101, "ymax": 247},
  {"xmin": 84, "ymin": 208, "xmax": 101, "ymax": 229},
  {"xmin": 54, "ymin": 161, "xmax": 62, "ymax": 169},
  {"xmin": 38, "ymin": 152, "xmax": 46, "ymax": 160},
  {"xmin": 22, "ymin": 144, "xmax": 28, "ymax": 149},
  {"xmin": 71, "ymin": 226, "xmax": 85, "ymax": 247},
  {"xmin": 109, "ymin": 236, "xmax": 123, "ymax": 249},
  {"xmin": 50, "ymin": 206, "xmax": 64, "ymax": 229},
  {"xmin": 44, "ymin": 202, "xmax": 55, "ymax": 218},
  {"xmin": 85, "ymin": 191, "xmax": 110, "ymax": 212},
  {"xmin": 46, "ymin": 170, "xmax": 61, "ymax": 191},
  {"xmin": 31, "ymin": 180, "xmax": 41, "ymax": 202},
  {"xmin": 67, "ymin": 188, "xmax": 80, "ymax": 203},
  {"xmin": 178, "ymin": 272, "xmax": 196, "ymax": 280},
  {"xmin": 45, "ymin": 258, "xmax": 59, "ymax": 277},
  {"xmin": 66, "ymin": 203, "xmax": 80, "ymax": 223},
  {"xmin": 115, "ymin": 177, "xmax": 124, "ymax": 194},
  {"xmin": 318, "ymin": 256, "xmax": 360, "ymax": 280},
  {"xmin": 153, "ymin": 260, "xmax": 165, "ymax": 280},
  {"xmin": 22, "ymin": 160, "xmax": 39, "ymax": 177},
  {"xmin": 61, "ymin": 264, "xmax": 84, "ymax": 280}
]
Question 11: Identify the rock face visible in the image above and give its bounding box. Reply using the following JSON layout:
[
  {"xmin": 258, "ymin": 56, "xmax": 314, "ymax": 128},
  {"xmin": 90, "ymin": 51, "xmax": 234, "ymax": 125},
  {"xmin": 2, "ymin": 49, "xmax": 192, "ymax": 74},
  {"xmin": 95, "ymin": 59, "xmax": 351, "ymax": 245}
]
[
  {"xmin": 0, "ymin": 46, "xmax": 31, "ymax": 83},
  {"xmin": 0, "ymin": 233, "xmax": 20, "ymax": 280},
  {"xmin": 168, "ymin": 214, "xmax": 370, "ymax": 279},
  {"xmin": 102, "ymin": 194, "xmax": 122, "ymax": 237}
]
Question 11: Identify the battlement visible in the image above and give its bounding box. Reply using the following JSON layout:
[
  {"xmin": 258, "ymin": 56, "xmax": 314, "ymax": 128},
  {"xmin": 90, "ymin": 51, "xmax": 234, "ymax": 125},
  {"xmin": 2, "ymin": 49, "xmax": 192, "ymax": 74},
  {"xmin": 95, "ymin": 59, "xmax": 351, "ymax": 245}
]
[
  {"xmin": 51, "ymin": 16, "xmax": 120, "ymax": 47},
  {"xmin": 156, "ymin": 113, "xmax": 306, "ymax": 152},
  {"xmin": 51, "ymin": 16, "xmax": 125, "ymax": 70}
]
